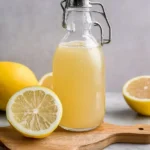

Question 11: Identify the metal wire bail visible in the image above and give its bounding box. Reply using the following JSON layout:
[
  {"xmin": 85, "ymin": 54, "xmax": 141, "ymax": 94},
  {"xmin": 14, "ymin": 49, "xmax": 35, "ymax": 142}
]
[{"xmin": 60, "ymin": 0, "xmax": 111, "ymax": 45}]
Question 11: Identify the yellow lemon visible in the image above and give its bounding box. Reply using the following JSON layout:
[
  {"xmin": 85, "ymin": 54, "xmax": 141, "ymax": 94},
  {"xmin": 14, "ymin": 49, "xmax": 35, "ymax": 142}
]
[
  {"xmin": 6, "ymin": 86, "xmax": 62, "ymax": 138},
  {"xmin": 39, "ymin": 72, "xmax": 53, "ymax": 89},
  {"xmin": 0, "ymin": 62, "xmax": 38, "ymax": 110},
  {"xmin": 123, "ymin": 76, "xmax": 150, "ymax": 116}
]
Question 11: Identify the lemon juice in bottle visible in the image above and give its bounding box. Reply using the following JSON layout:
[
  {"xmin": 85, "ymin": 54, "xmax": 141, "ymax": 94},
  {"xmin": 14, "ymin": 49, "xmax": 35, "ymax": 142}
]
[{"xmin": 53, "ymin": 0, "xmax": 111, "ymax": 131}]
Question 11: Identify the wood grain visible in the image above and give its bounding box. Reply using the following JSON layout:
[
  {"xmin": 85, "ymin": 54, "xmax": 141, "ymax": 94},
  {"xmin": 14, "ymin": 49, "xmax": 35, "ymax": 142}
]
[{"xmin": 0, "ymin": 123, "xmax": 150, "ymax": 150}]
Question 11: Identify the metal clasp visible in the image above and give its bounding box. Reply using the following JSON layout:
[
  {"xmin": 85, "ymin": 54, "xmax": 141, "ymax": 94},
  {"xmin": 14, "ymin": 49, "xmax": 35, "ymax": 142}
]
[
  {"xmin": 60, "ymin": 0, "xmax": 111, "ymax": 46},
  {"xmin": 90, "ymin": 1, "xmax": 111, "ymax": 45},
  {"xmin": 60, "ymin": 0, "xmax": 67, "ymax": 28}
]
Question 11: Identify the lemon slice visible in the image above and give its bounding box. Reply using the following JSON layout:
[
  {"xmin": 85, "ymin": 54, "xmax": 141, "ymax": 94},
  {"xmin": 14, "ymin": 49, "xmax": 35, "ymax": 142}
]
[
  {"xmin": 6, "ymin": 86, "xmax": 62, "ymax": 138},
  {"xmin": 123, "ymin": 76, "xmax": 150, "ymax": 116},
  {"xmin": 39, "ymin": 72, "xmax": 53, "ymax": 89}
]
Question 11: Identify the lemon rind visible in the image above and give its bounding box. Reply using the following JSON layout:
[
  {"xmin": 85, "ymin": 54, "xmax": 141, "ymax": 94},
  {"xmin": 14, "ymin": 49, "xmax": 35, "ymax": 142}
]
[{"xmin": 39, "ymin": 72, "xmax": 53, "ymax": 85}]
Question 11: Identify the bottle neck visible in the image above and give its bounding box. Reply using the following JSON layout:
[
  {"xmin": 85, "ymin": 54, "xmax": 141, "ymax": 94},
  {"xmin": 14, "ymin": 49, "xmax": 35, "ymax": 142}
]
[
  {"xmin": 60, "ymin": 8, "xmax": 99, "ymax": 47},
  {"xmin": 66, "ymin": 8, "xmax": 92, "ymax": 35}
]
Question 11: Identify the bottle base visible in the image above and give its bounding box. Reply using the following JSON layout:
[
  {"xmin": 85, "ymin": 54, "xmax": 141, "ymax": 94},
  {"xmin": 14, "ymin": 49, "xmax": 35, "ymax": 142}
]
[{"xmin": 59, "ymin": 125, "xmax": 99, "ymax": 132}]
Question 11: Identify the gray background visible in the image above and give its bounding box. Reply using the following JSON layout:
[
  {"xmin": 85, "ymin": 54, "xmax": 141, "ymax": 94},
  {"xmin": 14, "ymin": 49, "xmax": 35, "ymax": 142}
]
[{"xmin": 0, "ymin": 0, "xmax": 150, "ymax": 92}]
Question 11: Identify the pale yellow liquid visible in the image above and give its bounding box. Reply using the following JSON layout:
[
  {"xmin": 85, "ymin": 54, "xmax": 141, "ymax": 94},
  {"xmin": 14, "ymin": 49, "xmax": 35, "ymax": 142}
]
[{"xmin": 53, "ymin": 41, "xmax": 105, "ymax": 130}]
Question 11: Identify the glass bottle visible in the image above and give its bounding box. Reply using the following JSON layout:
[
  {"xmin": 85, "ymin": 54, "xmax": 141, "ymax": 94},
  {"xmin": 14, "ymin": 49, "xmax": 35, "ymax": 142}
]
[{"xmin": 53, "ymin": 0, "xmax": 111, "ymax": 131}]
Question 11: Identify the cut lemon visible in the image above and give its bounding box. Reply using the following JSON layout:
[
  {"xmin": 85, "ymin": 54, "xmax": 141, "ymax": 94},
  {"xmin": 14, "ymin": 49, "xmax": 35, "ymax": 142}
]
[
  {"xmin": 123, "ymin": 76, "xmax": 150, "ymax": 116},
  {"xmin": 6, "ymin": 86, "xmax": 62, "ymax": 138},
  {"xmin": 39, "ymin": 72, "xmax": 53, "ymax": 89}
]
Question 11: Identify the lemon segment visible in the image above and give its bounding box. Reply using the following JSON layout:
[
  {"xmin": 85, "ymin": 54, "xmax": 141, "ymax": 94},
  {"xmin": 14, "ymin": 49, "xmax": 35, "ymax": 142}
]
[
  {"xmin": 6, "ymin": 86, "xmax": 62, "ymax": 138},
  {"xmin": 123, "ymin": 76, "xmax": 150, "ymax": 116},
  {"xmin": 39, "ymin": 72, "xmax": 53, "ymax": 89}
]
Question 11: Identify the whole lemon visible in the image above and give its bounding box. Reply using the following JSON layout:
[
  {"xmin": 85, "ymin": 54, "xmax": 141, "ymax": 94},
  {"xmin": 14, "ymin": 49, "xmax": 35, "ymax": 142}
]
[{"xmin": 0, "ymin": 62, "xmax": 38, "ymax": 110}]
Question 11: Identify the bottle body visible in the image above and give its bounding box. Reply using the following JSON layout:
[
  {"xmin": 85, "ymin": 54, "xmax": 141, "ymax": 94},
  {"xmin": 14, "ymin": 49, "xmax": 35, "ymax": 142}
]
[{"xmin": 53, "ymin": 41, "xmax": 105, "ymax": 131}]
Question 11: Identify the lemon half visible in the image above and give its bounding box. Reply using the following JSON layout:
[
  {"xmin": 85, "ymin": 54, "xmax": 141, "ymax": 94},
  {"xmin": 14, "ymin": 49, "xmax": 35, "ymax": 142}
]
[
  {"xmin": 6, "ymin": 86, "xmax": 62, "ymax": 138},
  {"xmin": 123, "ymin": 76, "xmax": 150, "ymax": 116},
  {"xmin": 39, "ymin": 72, "xmax": 53, "ymax": 89}
]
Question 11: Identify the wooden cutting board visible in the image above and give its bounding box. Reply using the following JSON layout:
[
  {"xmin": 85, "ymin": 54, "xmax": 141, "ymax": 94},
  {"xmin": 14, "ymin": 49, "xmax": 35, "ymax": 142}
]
[{"xmin": 0, "ymin": 123, "xmax": 150, "ymax": 150}]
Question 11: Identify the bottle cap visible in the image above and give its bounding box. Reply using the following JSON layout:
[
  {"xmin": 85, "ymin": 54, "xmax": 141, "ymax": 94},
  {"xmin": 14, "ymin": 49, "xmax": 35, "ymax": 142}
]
[{"xmin": 65, "ymin": 0, "xmax": 92, "ymax": 8}]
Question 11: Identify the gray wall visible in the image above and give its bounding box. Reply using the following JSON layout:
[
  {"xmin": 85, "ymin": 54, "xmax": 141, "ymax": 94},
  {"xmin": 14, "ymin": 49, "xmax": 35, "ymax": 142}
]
[{"xmin": 0, "ymin": 0, "xmax": 150, "ymax": 92}]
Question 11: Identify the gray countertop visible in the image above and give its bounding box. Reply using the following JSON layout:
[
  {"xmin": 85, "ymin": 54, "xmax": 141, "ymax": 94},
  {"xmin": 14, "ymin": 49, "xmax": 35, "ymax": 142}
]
[
  {"xmin": 105, "ymin": 93, "xmax": 150, "ymax": 150},
  {"xmin": 0, "ymin": 93, "xmax": 150, "ymax": 150}
]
